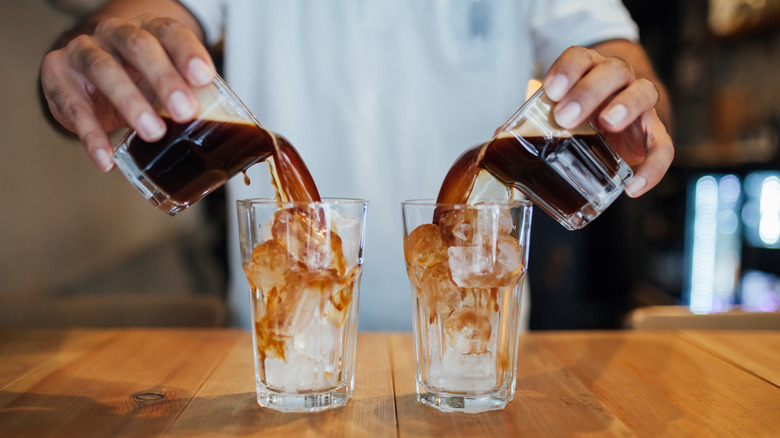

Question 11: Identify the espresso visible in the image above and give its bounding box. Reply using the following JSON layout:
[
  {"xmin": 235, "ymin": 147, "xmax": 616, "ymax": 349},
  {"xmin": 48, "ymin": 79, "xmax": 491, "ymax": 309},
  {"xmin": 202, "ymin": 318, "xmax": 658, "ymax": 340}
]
[
  {"xmin": 436, "ymin": 132, "xmax": 620, "ymax": 218},
  {"xmin": 126, "ymin": 117, "xmax": 320, "ymax": 205}
]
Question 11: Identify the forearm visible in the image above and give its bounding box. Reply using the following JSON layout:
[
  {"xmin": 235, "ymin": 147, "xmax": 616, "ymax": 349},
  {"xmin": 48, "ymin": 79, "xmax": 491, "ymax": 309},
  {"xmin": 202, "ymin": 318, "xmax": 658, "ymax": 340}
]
[{"xmin": 590, "ymin": 39, "xmax": 673, "ymax": 133}]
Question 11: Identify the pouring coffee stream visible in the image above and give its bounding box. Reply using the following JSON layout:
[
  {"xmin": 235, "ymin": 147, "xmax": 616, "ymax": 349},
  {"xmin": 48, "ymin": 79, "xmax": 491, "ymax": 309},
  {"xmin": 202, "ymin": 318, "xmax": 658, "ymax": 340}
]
[{"xmin": 113, "ymin": 75, "xmax": 322, "ymax": 215}]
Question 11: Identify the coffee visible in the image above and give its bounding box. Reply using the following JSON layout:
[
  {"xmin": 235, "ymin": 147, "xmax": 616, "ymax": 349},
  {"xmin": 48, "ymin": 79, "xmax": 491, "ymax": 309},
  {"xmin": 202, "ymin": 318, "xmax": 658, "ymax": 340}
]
[
  {"xmin": 434, "ymin": 87, "xmax": 634, "ymax": 230},
  {"xmin": 125, "ymin": 116, "xmax": 321, "ymax": 206},
  {"xmin": 437, "ymin": 130, "xmax": 623, "ymax": 222},
  {"xmin": 114, "ymin": 75, "xmax": 323, "ymax": 214}
]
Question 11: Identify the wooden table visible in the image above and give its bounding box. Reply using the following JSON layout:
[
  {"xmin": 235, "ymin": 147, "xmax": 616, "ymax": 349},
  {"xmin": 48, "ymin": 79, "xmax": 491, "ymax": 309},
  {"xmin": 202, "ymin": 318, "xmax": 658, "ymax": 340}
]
[{"xmin": 0, "ymin": 329, "xmax": 778, "ymax": 437}]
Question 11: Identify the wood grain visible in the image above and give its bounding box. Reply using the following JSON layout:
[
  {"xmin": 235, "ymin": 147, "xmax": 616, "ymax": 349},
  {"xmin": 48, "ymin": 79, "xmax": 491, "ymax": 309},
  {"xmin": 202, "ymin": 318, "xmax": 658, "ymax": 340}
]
[
  {"xmin": 540, "ymin": 331, "xmax": 780, "ymax": 437},
  {"xmin": 1, "ymin": 329, "xmax": 778, "ymax": 437},
  {"xmin": 0, "ymin": 329, "xmax": 117, "ymax": 394},
  {"xmin": 507, "ymin": 334, "xmax": 634, "ymax": 437},
  {"xmin": 0, "ymin": 329, "xmax": 238, "ymax": 438},
  {"xmin": 680, "ymin": 330, "xmax": 780, "ymax": 387},
  {"xmin": 165, "ymin": 332, "xmax": 396, "ymax": 438}
]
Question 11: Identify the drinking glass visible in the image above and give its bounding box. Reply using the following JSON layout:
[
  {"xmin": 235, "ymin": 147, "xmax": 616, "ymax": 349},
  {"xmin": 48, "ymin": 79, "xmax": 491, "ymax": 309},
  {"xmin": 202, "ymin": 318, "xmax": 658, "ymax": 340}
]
[
  {"xmin": 402, "ymin": 199, "xmax": 532, "ymax": 413},
  {"xmin": 237, "ymin": 198, "xmax": 368, "ymax": 412},
  {"xmin": 492, "ymin": 88, "xmax": 633, "ymax": 230},
  {"xmin": 113, "ymin": 74, "xmax": 266, "ymax": 215}
]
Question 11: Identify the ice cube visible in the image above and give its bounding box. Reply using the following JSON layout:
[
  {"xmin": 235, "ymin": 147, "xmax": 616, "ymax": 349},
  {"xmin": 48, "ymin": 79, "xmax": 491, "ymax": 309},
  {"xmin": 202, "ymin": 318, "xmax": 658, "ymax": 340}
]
[
  {"xmin": 447, "ymin": 245, "xmax": 494, "ymax": 288},
  {"xmin": 262, "ymin": 219, "xmax": 273, "ymax": 242},
  {"xmin": 496, "ymin": 236, "xmax": 524, "ymax": 279},
  {"xmin": 444, "ymin": 308, "xmax": 491, "ymax": 355},
  {"xmin": 243, "ymin": 240, "xmax": 301, "ymax": 295},
  {"xmin": 271, "ymin": 208, "xmax": 346, "ymax": 275},
  {"xmin": 330, "ymin": 210, "xmax": 361, "ymax": 270},
  {"xmin": 494, "ymin": 207, "xmax": 514, "ymax": 236},
  {"xmin": 324, "ymin": 268, "xmax": 358, "ymax": 327},
  {"xmin": 438, "ymin": 206, "xmax": 513, "ymax": 247},
  {"xmin": 261, "ymin": 280, "xmax": 319, "ymax": 338},
  {"xmin": 426, "ymin": 309, "xmax": 496, "ymax": 393},
  {"xmin": 458, "ymin": 287, "xmax": 501, "ymax": 316},
  {"xmin": 263, "ymin": 314, "xmax": 341, "ymax": 392},
  {"xmin": 264, "ymin": 347, "xmax": 338, "ymax": 393},
  {"xmin": 436, "ymin": 349, "xmax": 496, "ymax": 393},
  {"xmin": 256, "ymin": 266, "xmax": 339, "ymax": 338},
  {"xmin": 419, "ymin": 261, "xmax": 462, "ymax": 321},
  {"xmin": 294, "ymin": 316, "xmax": 337, "ymax": 360},
  {"xmin": 447, "ymin": 237, "xmax": 524, "ymax": 288},
  {"xmin": 405, "ymin": 223, "xmax": 448, "ymax": 280},
  {"xmin": 437, "ymin": 209, "xmax": 477, "ymax": 247}
]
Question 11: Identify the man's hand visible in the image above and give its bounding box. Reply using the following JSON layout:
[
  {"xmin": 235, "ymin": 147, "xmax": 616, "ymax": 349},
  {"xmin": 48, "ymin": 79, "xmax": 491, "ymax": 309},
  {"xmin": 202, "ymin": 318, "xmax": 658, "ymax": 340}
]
[
  {"xmin": 40, "ymin": 12, "xmax": 215, "ymax": 172},
  {"xmin": 542, "ymin": 41, "xmax": 674, "ymax": 198}
]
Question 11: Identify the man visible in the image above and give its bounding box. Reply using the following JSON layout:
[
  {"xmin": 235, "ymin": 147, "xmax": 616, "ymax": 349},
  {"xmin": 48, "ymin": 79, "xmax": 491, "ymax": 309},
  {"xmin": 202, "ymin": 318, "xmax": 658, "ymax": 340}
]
[{"xmin": 40, "ymin": 0, "xmax": 673, "ymax": 330}]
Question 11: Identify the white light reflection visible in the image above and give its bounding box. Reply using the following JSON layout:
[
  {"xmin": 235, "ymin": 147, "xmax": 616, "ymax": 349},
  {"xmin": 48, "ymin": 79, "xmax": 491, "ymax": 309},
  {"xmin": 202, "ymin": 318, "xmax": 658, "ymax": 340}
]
[
  {"xmin": 719, "ymin": 175, "xmax": 741, "ymax": 203},
  {"xmin": 741, "ymin": 270, "xmax": 780, "ymax": 313},
  {"xmin": 690, "ymin": 176, "xmax": 718, "ymax": 314},
  {"xmin": 687, "ymin": 174, "xmax": 743, "ymax": 314},
  {"xmin": 759, "ymin": 176, "xmax": 780, "ymax": 246},
  {"xmin": 718, "ymin": 210, "xmax": 739, "ymax": 235}
]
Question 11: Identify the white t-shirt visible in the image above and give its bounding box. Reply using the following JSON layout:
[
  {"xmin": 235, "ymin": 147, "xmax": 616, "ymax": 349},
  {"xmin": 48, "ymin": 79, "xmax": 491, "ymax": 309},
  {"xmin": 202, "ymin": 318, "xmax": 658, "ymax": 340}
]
[{"xmin": 179, "ymin": 0, "xmax": 639, "ymax": 330}]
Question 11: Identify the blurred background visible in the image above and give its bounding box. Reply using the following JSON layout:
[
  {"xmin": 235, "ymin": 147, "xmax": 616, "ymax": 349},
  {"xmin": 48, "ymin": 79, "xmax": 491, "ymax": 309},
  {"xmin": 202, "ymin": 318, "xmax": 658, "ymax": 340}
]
[
  {"xmin": 1, "ymin": 0, "xmax": 778, "ymax": 330},
  {"xmin": 0, "ymin": 0, "xmax": 228, "ymax": 327}
]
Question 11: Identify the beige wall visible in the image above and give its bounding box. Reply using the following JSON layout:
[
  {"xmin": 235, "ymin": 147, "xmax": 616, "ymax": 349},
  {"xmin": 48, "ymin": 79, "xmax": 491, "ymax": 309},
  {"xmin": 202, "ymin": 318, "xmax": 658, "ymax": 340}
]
[{"xmin": 0, "ymin": 0, "xmax": 205, "ymax": 294}]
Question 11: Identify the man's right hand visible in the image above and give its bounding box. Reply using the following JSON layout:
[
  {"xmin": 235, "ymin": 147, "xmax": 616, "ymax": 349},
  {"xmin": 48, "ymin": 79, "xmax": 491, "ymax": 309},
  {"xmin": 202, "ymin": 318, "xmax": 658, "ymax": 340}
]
[{"xmin": 40, "ymin": 13, "xmax": 215, "ymax": 172}]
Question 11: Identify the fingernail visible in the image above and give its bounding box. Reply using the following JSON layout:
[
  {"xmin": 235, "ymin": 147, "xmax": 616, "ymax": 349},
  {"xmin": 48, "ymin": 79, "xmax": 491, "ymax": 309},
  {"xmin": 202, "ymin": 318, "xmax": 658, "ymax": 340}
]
[
  {"xmin": 138, "ymin": 111, "xmax": 165, "ymax": 140},
  {"xmin": 625, "ymin": 175, "xmax": 647, "ymax": 197},
  {"xmin": 168, "ymin": 90, "xmax": 196, "ymax": 120},
  {"xmin": 94, "ymin": 148, "xmax": 114, "ymax": 172},
  {"xmin": 554, "ymin": 101, "xmax": 581, "ymax": 128},
  {"xmin": 188, "ymin": 57, "xmax": 213, "ymax": 86},
  {"xmin": 603, "ymin": 104, "xmax": 628, "ymax": 128},
  {"xmin": 544, "ymin": 74, "xmax": 568, "ymax": 101}
]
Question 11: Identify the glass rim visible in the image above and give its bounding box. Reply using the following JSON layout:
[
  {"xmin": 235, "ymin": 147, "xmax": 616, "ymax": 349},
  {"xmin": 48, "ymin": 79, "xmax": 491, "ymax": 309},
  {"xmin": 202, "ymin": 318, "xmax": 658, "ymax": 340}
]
[
  {"xmin": 496, "ymin": 87, "xmax": 547, "ymax": 132},
  {"xmin": 209, "ymin": 73, "xmax": 265, "ymax": 129},
  {"xmin": 401, "ymin": 198, "xmax": 532, "ymax": 208},
  {"xmin": 237, "ymin": 197, "xmax": 369, "ymax": 209},
  {"xmin": 498, "ymin": 86, "xmax": 600, "ymax": 137}
]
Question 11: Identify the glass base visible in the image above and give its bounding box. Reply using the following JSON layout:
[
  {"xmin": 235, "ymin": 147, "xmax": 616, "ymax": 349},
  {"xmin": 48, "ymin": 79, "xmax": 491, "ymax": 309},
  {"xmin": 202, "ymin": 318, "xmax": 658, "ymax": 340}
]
[
  {"xmin": 543, "ymin": 160, "xmax": 633, "ymax": 231},
  {"xmin": 416, "ymin": 390, "xmax": 511, "ymax": 413},
  {"xmin": 112, "ymin": 142, "xmax": 188, "ymax": 216},
  {"xmin": 256, "ymin": 390, "xmax": 350, "ymax": 413},
  {"xmin": 557, "ymin": 205, "xmax": 599, "ymax": 230}
]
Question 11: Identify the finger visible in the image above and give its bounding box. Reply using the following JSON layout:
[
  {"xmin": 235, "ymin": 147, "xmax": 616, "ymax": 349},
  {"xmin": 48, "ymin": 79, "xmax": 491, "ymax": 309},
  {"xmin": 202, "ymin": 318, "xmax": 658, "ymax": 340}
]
[
  {"xmin": 53, "ymin": 84, "xmax": 116, "ymax": 172},
  {"xmin": 552, "ymin": 57, "xmax": 634, "ymax": 129},
  {"xmin": 95, "ymin": 17, "xmax": 198, "ymax": 123},
  {"xmin": 41, "ymin": 51, "xmax": 115, "ymax": 171},
  {"xmin": 138, "ymin": 15, "xmax": 216, "ymax": 87},
  {"xmin": 76, "ymin": 106, "xmax": 117, "ymax": 173},
  {"xmin": 542, "ymin": 46, "xmax": 602, "ymax": 102},
  {"xmin": 66, "ymin": 34, "xmax": 167, "ymax": 142},
  {"xmin": 624, "ymin": 111, "xmax": 674, "ymax": 198},
  {"xmin": 598, "ymin": 78, "xmax": 659, "ymax": 132},
  {"xmin": 40, "ymin": 50, "xmax": 80, "ymax": 132}
]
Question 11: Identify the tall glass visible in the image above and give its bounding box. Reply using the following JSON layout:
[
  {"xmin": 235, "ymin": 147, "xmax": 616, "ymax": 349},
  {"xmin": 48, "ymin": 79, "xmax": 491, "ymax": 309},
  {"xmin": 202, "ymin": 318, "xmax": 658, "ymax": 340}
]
[
  {"xmin": 402, "ymin": 199, "xmax": 532, "ymax": 413},
  {"xmin": 237, "ymin": 198, "xmax": 368, "ymax": 412}
]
